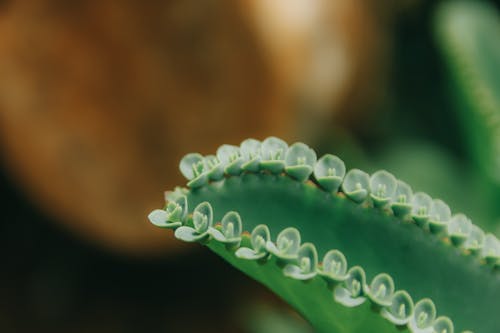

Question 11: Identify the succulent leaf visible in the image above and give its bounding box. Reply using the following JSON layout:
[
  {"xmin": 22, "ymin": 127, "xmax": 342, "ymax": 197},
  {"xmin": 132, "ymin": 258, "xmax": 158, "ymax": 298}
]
[
  {"xmin": 193, "ymin": 202, "xmax": 213, "ymax": 232},
  {"xmin": 366, "ymin": 273, "xmax": 395, "ymax": 307},
  {"xmin": 391, "ymin": 180, "xmax": 413, "ymax": 217},
  {"xmin": 435, "ymin": 0, "xmax": 500, "ymax": 189},
  {"xmin": 204, "ymin": 155, "xmax": 225, "ymax": 181},
  {"xmin": 217, "ymin": 144, "xmax": 244, "ymax": 175},
  {"xmin": 333, "ymin": 266, "xmax": 367, "ymax": 307},
  {"xmin": 381, "ymin": 290, "xmax": 414, "ymax": 326},
  {"xmin": 342, "ymin": 169, "xmax": 370, "ymax": 203},
  {"xmin": 428, "ymin": 200, "xmax": 452, "ymax": 235},
  {"xmin": 284, "ymin": 143, "xmax": 317, "ymax": 182},
  {"xmin": 211, "ymin": 211, "xmax": 243, "ymax": 249},
  {"xmin": 235, "ymin": 224, "xmax": 271, "ymax": 261},
  {"xmin": 370, "ymin": 170, "xmax": 398, "ymax": 208},
  {"xmin": 412, "ymin": 192, "xmax": 433, "ymax": 228},
  {"xmin": 283, "ymin": 243, "xmax": 318, "ymax": 280},
  {"xmin": 147, "ymin": 195, "xmax": 187, "ymax": 228},
  {"xmin": 314, "ymin": 154, "xmax": 346, "ymax": 192},
  {"xmin": 465, "ymin": 224, "xmax": 485, "ymax": 255},
  {"xmin": 151, "ymin": 137, "xmax": 499, "ymax": 333},
  {"xmin": 317, "ymin": 249, "xmax": 349, "ymax": 285},
  {"xmin": 260, "ymin": 137, "xmax": 288, "ymax": 173},
  {"xmin": 448, "ymin": 214, "xmax": 472, "ymax": 247},
  {"xmin": 433, "ymin": 316, "xmax": 454, "ymax": 333},
  {"xmin": 179, "ymin": 153, "xmax": 207, "ymax": 188},
  {"xmin": 240, "ymin": 138, "xmax": 262, "ymax": 172},
  {"xmin": 266, "ymin": 227, "xmax": 301, "ymax": 262},
  {"xmin": 482, "ymin": 234, "xmax": 500, "ymax": 265},
  {"xmin": 409, "ymin": 299, "xmax": 437, "ymax": 332},
  {"xmin": 148, "ymin": 209, "xmax": 171, "ymax": 228},
  {"xmin": 174, "ymin": 201, "xmax": 213, "ymax": 243}
]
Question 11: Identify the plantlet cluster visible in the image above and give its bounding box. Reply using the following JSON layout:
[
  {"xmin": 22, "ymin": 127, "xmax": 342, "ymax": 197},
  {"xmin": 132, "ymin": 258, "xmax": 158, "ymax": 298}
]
[{"xmin": 149, "ymin": 137, "xmax": 500, "ymax": 333}]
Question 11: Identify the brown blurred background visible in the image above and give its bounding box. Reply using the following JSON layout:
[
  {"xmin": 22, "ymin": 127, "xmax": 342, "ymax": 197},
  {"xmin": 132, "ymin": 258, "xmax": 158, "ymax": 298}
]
[
  {"xmin": 0, "ymin": 0, "xmax": 428, "ymax": 332},
  {"xmin": 0, "ymin": 0, "xmax": 395, "ymax": 255}
]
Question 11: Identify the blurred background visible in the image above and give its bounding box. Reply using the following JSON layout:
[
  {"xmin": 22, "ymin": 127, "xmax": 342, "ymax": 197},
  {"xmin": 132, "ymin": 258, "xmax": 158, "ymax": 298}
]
[{"xmin": 0, "ymin": 0, "xmax": 499, "ymax": 332}]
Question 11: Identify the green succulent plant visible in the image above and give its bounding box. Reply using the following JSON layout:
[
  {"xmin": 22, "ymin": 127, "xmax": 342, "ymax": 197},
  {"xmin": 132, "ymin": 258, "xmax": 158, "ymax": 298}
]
[
  {"xmin": 435, "ymin": 0, "xmax": 500, "ymax": 183},
  {"xmin": 146, "ymin": 2, "xmax": 500, "ymax": 332},
  {"xmin": 149, "ymin": 136, "xmax": 499, "ymax": 333}
]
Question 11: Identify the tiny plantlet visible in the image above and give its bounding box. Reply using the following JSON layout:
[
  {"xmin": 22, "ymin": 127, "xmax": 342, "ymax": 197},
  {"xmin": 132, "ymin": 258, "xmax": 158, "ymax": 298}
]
[{"xmin": 149, "ymin": 136, "xmax": 500, "ymax": 333}]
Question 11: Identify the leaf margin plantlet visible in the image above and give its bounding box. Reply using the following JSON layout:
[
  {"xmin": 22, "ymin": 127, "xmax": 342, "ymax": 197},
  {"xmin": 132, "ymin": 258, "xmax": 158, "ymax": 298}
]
[{"xmin": 150, "ymin": 137, "xmax": 500, "ymax": 333}]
